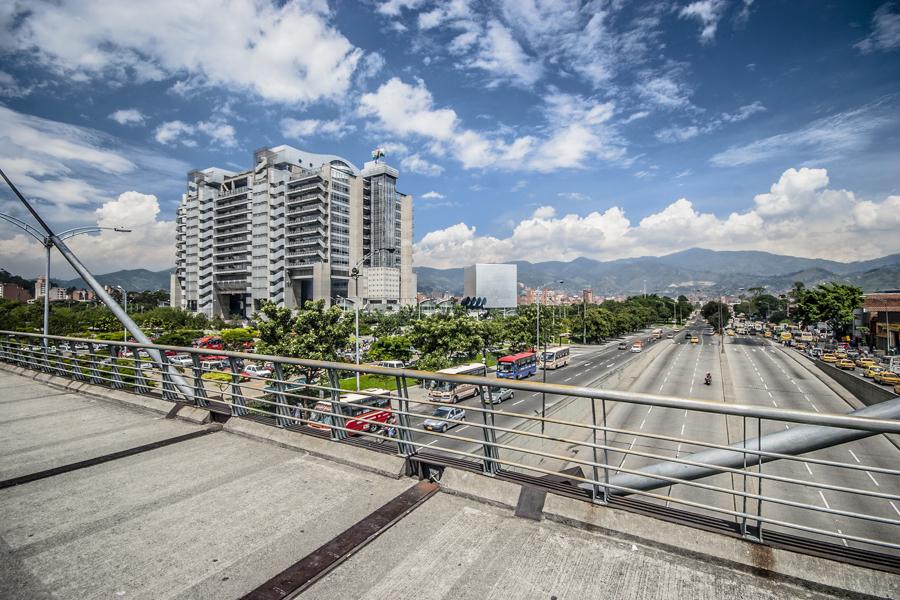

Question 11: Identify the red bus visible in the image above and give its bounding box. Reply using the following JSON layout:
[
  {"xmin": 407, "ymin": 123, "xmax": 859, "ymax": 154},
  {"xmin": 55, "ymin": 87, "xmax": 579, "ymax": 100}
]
[
  {"xmin": 308, "ymin": 388, "xmax": 394, "ymax": 435},
  {"xmin": 496, "ymin": 351, "xmax": 537, "ymax": 379}
]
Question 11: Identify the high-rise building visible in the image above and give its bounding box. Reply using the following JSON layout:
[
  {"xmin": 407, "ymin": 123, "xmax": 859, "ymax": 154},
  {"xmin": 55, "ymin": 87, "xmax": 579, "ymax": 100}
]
[{"xmin": 173, "ymin": 145, "xmax": 415, "ymax": 318}]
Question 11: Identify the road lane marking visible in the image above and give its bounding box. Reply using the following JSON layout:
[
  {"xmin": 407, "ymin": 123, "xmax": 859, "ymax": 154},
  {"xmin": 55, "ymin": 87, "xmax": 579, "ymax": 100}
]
[
  {"xmin": 457, "ymin": 425, "xmax": 469, "ymax": 433},
  {"xmin": 818, "ymin": 490, "xmax": 831, "ymax": 510},
  {"xmin": 837, "ymin": 530, "xmax": 849, "ymax": 547},
  {"xmin": 658, "ymin": 384, "xmax": 664, "ymax": 392},
  {"xmin": 512, "ymin": 399, "xmax": 525, "ymax": 406},
  {"xmin": 804, "ymin": 463, "xmax": 813, "ymax": 476},
  {"xmin": 425, "ymin": 440, "xmax": 438, "ymax": 447},
  {"xmin": 639, "ymin": 419, "xmax": 646, "ymax": 430},
  {"xmin": 607, "ymin": 363, "xmax": 614, "ymax": 368},
  {"xmin": 848, "ymin": 449, "xmax": 860, "ymax": 463},
  {"xmin": 890, "ymin": 501, "xmax": 900, "ymax": 517},
  {"xmin": 564, "ymin": 377, "xmax": 573, "ymax": 382},
  {"xmin": 866, "ymin": 471, "xmax": 880, "ymax": 487}
]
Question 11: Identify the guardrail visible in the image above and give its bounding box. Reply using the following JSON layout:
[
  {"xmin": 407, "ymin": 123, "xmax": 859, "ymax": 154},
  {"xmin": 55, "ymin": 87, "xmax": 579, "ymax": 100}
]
[{"xmin": 1, "ymin": 330, "xmax": 898, "ymax": 563}]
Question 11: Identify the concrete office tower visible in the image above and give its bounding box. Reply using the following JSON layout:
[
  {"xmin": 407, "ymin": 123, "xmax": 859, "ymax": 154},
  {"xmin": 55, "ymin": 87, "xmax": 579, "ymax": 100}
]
[
  {"xmin": 173, "ymin": 145, "xmax": 415, "ymax": 319},
  {"xmin": 464, "ymin": 263, "xmax": 517, "ymax": 308}
]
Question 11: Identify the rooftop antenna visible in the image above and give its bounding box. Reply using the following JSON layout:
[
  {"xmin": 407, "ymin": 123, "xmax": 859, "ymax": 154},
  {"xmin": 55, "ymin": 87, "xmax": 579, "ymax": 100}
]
[{"xmin": 0, "ymin": 167, "xmax": 194, "ymax": 400}]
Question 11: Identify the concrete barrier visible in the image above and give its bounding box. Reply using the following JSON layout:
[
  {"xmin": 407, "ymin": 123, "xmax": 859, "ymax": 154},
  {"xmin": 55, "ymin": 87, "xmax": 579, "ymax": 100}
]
[{"xmin": 815, "ymin": 360, "xmax": 898, "ymax": 406}]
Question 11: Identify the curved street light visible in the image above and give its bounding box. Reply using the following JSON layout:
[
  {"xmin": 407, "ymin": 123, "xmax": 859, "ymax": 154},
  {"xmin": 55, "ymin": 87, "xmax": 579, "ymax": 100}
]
[
  {"xmin": 0, "ymin": 212, "xmax": 130, "ymax": 339},
  {"xmin": 347, "ymin": 247, "xmax": 396, "ymax": 391}
]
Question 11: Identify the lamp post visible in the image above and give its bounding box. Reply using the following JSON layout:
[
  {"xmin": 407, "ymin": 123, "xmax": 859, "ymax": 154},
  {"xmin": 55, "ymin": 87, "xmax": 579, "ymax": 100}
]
[
  {"xmin": 348, "ymin": 247, "xmax": 396, "ymax": 391},
  {"xmin": 537, "ymin": 279, "xmax": 563, "ymax": 435},
  {"xmin": 0, "ymin": 213, "xmax": 130, "ymax": 341}
]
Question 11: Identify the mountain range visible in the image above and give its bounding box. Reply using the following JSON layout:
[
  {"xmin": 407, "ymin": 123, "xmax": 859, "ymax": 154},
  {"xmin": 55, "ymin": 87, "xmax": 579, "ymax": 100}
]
[
  {"xmin": 414, "ymin": 248, "xmax": 900, "ymax": 296},
  {"xmin": 17, "ymin": 248, "xmax": 900, "ymax": 296}
]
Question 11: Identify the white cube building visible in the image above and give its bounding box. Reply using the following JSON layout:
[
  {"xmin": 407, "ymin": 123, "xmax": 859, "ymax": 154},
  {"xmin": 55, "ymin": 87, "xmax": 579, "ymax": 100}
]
[{"xmin": 463, "ymin": 263, "xmax": 517, "ymax": 309}]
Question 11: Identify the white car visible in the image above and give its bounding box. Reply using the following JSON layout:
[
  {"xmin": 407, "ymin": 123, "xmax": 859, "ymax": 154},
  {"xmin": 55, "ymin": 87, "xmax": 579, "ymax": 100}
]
[
  {"xmin": 630, "ymin": 343, "xmax": 643, "ymax": 353},
  {"xmin": 242, "ymin": 364, "xmax": 273, "ymax": 378},
  {"xmin": 168, "ymin": 354, "xmax": 194, "ymax": 367}
]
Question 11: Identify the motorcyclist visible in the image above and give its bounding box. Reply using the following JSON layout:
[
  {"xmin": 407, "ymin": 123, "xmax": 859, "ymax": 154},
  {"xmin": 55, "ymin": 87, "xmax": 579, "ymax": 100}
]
[{"xmin": 704, "ymin": 372, "xmax": 712, "ymax": 385}]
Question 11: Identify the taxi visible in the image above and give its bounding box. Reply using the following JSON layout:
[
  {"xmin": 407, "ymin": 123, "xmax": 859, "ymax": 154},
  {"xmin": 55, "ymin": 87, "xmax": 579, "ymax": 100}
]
[
  {"xmin": 834, "ymin": 351, "xmax": 848, "ymax": 359},
  {"xmin": 874, "ymin": 371, "xmax": 900, "ymax": 386},
  {"xmin": 690, "ymin": 335, "xmax": 700, "ymax": 344},
  {"xmin": 821, "ymin": 354, "xmax": 838, "ymax": 363},
  {"xmin": 855, "ymin": 358, "xmax": 877, "ymax": 368},
  {"xmin": 836, "ymin": 359, "xmax": 856, "ymax": 370},
  {"xmin": 864, "ymin": 366, "xmax": 884, "ymax": 379}
]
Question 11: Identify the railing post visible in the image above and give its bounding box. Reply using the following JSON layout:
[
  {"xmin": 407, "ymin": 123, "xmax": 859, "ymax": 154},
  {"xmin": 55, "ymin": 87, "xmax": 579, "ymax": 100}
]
[
  {"xmin": 590, "ymin": 397, "xmax": 605, "ymax": 503},
  {"xmin": 190, "ymin": 354, "xmax": 208, "ymax": 407},
  {"xmin": 228, "ymin": 356, "xmax": 248, "ymax": 416},
  {"xmin": 130, "ymin": 347, "xmax": 150, "ymax": 395},
  {"xmin": 53, "ymin": 346, "xmax": 67, "ymax": 378},
  {"xmin": 599, "ymin": 397, "xmax": 610, "ymax": 502},
  {"xmin": 272, "ymin": 362, "xmax": 290, "ymax": 427},
  {"xmin": 740, "ymin": 415, "xmax": 750, "ymax": 537},
  {"xmin": 393, "ymin": 375, "xmax": 415, "ymax": 457},
  {"xmin": 86, "ymin": 342, "xmax": 102, "ymax": 384},
  {"xmin": 108, "ymin": 344, "xmax": 124, "ymax": 389},
  {"xmin": 39, "ymin": 340, "xmax": 52, "ymax": 372},
  {"xmin": 160, "ymin": 353, "xmax": 178, "ymax": 401},
  {"xmin": 479, "ymin": 385, "xmax": 499, "ymax": 475},
  {"xmin": 756, "ymin": 416, "xmax": 764, "ymax": 541},
  {"xmin": 327, "ymin": 368, "xmax": 347, "ymax": 441}
]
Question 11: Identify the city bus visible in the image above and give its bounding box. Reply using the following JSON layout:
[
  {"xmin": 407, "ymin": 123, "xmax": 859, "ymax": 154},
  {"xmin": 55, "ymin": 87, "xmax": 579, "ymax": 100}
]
[
  {"xmin": 308, "ymin": 388, "xmax": 393, "ymax": 435},
  {"xmin": 539, "ymin": 345, "xmax": 571, "ymax": 370},
  {"xmin": 427, "ymin": 363, "xmax": 487, "ymax": 403},
  {"xmin": 497, "ymin": 351, "xmax": 537, "ymax": 380}
]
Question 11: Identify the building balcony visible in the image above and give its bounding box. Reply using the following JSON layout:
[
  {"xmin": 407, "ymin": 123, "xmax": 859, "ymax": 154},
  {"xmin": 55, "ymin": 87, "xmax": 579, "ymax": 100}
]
[{"xmin": 217, "ymin": 185, "xmax": 250, "ymax": 199}]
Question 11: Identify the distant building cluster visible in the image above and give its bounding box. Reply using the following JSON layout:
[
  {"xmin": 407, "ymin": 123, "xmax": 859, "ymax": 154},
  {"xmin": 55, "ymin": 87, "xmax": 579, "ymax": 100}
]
[
  {"xmin": 0, "ymin": 282, "xmax": 31, "ymax": 303},
  {"xmin": 28, "ymin": 277, "xmax": 95, "ymax": 304}
]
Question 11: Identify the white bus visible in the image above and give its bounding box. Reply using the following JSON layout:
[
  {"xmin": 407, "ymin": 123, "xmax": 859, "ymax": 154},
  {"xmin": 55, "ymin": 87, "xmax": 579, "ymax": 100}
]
[
  {"xmin": 539, "ymin": 345, "xmax": 571, "ymax": 370},
  {"xmin": 427, "ymin": 363, "xmax": 487, "ymax": 403}
]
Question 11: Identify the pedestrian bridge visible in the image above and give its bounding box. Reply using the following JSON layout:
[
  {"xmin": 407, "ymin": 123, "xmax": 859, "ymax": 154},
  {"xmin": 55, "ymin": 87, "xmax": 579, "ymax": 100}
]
[{"xmin": 1, "ymin": 335, "xmax": 898, "ymax": 599}]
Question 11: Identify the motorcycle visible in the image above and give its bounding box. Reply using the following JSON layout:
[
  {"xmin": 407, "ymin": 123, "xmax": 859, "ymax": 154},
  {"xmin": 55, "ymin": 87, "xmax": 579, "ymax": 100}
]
[{"xmin": 703, "ymin": 373, "xmax": 712, "ymax": 386}]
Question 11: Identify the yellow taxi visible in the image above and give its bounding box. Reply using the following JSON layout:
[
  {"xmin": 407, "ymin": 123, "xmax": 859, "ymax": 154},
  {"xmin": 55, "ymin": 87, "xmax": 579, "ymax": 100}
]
[
  {"xmin": 726, "ymin": 329, "xmax": 735, "ymax": 336},
  {"xmin": 836, "ymin": 359, "xmax": 856, "ymax": 370},
  {"xmin": 821, "ymin": 354, "xmax": 838, "ymax": 363},
  {"xmin": 864, "ymin": 366, "xmax": 884, "ymax": 379},
  {"xmin": 874, "ymin": 371, "xmax": 900, "ymax": 386},
  {"xmin": 764, "ymin": 331, "xmax": 772, "ymax": 338},
  {"xmin": 794, "ymin": 342, "xmax": 807, "ymax": 351},
  {"xmin": 834, "ymin": 351, "xmax": 848, "ymax": 359},
  {"xmin": 856, "ymin": 358, "xmax": 877, "ymax": 368},
  {"xmin": 690, "ymin": 335, "xmax": 700, "ymax": 344}
]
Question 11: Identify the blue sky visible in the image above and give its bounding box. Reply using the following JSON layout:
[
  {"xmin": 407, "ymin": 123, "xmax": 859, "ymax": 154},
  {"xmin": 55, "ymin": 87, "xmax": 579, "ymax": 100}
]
[{"xmin": 1, "ymin": 0, "xmax": 899, "ymax": 277}]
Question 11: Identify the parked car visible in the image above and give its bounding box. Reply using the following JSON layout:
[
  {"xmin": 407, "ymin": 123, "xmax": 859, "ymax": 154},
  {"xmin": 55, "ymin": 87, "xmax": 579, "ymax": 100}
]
[
  {"xmin": 422, "ymin": 406, "xmax": 466, "ymax": 433},
  {"xmin": 483, "ymin": 385, "xmax": 514, "ymax": 404},
  {"xmin": 241, "ymin": 364, "xmax": 273, "ymax": 379},
  {"xmin": 374, "ymin": 360, "xmax": 405, "ymax": 369},
  {"xmin": 169, "ymin": 354, "xmax": 194, "ymax": 367}
]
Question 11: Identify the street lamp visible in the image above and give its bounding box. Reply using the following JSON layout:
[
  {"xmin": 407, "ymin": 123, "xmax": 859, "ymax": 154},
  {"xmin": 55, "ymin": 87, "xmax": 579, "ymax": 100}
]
[
  {"xmin": 0, "ymin": 212, "xmax": 130, "ymax": 341},
  {"xmin": 348, "ymin": 247, "xmax": 396, "ymax": 391},
  {"xmin": 536, "ymin": 279, "xmax": 563, "ymax": 435}
]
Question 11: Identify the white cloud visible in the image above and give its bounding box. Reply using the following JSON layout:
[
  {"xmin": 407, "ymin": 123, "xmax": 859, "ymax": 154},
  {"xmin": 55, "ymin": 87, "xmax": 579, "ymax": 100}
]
[
  {"xmin": 5, "ymin": 0, "xmax": 363, "ymax": 105},
  {"xmin": 679, "ymin": 0, "xmax": 727, "ymax": 43},
  {"xmin": 154, "ymin": 120, "xmax": 195, "ymax": 146},
  {"xmin": 466, "ymin": 20, "xmax": 542, "ymax": 87},
  {"xmin": 359, "ymin": 78, "xmax": 458, "ymax": 140},
  {"xmin": 414, "ymin": 166, "xmax": 900, "ymax": 267},
  {"xmin": 856, "ymin": 2, "xmax": 900, "ymax": 53},
  {"xmin": 420, "ymin": 191, "xmax": 445, "ymax": 199},
  {"xmin": 0, "ymin": 191, "xmax": 175, "ymax": 277},
  {"xmin": 0, "ymin": 70, "xmax": 32, "ymax": 97},
  {"xmin": 656, "ymin": 101, "xmax": 765, "ymax": 143},
  {"xmin": 281, "ymin": 117, "xmax": 354, "ymax": 140},
  {"xmin": 377, "ymin": 0, "xmax": 427, "ymax": 17},
  {"xmin": 401, "ymin": 154, "xmax": 444, "ymax": 176},
  {"xmin": 636, "ymin": 75, "xmax": 693, "ymax": 109},
  {"xmin": 197, "ymin": 119, "xmax": 237, "ymax": 148},
  {"xmin": 710, "ymin": 102, "xmax": 895, "ymax": 166},
  {"xmin": 108, "ymin": 108, "xmax": 145, "ymax": 126}
]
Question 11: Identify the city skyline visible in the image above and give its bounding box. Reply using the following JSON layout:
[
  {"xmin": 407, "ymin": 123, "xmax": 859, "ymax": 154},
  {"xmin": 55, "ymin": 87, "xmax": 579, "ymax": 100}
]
[{"xmin": 0, "ymin": 1, "xmax": 899, "ymax": 278}]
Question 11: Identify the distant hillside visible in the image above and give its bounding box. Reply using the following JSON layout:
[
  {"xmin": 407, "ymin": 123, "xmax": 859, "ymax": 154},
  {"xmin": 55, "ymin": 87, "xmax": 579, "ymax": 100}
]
[
  {"xmin": 53, "ymin": 268, "xmax": 174, "ymax": 292},
  {"xmin": 414, "ymin": 248, "xmax": 900, "ymax": 296}
]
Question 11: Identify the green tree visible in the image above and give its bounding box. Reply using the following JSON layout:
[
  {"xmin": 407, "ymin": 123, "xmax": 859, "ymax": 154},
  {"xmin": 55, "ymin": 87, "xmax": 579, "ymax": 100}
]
[
  {"xmin": 367, "ymin": 335, "xmax": 413, "ymax": 364},
  {"xmin": 220, "ymin": 327, "xmax": 256, "ymax": 351},
  {"xmin": 408, "ymin": 311, "xmax": 483, "ymax": 368},
  {"xmin": 701, "ymin": 301, "xmax": 732, "ymax": 332},
  {"xmin": 794, "ymin": 283, "xmax": 862, "ymax": 338}
]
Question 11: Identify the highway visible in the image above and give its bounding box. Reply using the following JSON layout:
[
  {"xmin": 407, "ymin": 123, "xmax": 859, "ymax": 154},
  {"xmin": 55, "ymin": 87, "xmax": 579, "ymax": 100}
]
[{"xmin": 602, "ymin": 324, "xmax": 899, "ymax": 551}]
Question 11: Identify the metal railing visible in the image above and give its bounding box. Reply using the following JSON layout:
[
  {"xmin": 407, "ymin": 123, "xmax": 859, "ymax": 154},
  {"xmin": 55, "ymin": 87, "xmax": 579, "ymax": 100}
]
[{"xmin": 1, "ymin": 330, "xmax": 899, "ymax": 561}]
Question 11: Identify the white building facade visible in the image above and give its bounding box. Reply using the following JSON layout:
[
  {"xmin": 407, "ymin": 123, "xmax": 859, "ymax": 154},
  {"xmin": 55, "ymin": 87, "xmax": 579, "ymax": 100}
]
[
  {"xmin": 463, "ymin": 263, "xmax": 518, "ymax": 309},
  {"xmin": 173, "ymin": 145, "xmax": 415, "ymax": 318}
]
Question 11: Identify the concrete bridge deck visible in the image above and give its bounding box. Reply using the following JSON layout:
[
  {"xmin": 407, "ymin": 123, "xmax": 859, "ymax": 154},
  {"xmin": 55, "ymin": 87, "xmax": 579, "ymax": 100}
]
[{"xmin": 1, "ymin": 368, "xmax": 896, "ymax": 599}]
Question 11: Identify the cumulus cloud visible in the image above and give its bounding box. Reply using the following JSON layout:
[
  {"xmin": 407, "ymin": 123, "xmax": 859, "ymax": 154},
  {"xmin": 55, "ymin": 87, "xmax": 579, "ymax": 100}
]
[
  {"xmin": 155, "ymin": 118, "xmax": 237, "ymax": 148},
  {"xmin": 3, "ymin": 0, "xmax": 363, "ymax": 105},
  {"xmin": 360, "ymin": 78, "xmax": 627, "ymax": 172},
  {"xmin": 108, "ymin": 108, "xmax": 145, "ymax": 126},
  {"xmin": 856, "ymin": 2, "xmax": 900, "ymax": 53},
  {"xmin": 466, "ymin": 20, "xmax": 542, "ymax": 87},
  {"xmin": 0, "ymin": 191, "xmax": 175, "ymax": 277},
  {"xmin": 401, "ymin": 154, "xmax": 444, "ymax": 176},
  {"xmin": 414, "ymin": 167, "xmax": 900, "ymax": 267},
  {"xmin": 420, "ymin": 191, "xmax": 445, "ymax": 199},
  {"xmin": 154, "ymin": 120, "xmax": 195, "ymax": 146},
  {"xmin": 679, "ymin": 0, "xmax": 727, "ymax": 43}
]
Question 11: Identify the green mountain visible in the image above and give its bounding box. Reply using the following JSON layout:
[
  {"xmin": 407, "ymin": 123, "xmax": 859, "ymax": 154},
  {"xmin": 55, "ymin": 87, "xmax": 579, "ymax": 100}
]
[{"xmin": 52, "ymin": 268, "xmax": 174, "ymax": 292}]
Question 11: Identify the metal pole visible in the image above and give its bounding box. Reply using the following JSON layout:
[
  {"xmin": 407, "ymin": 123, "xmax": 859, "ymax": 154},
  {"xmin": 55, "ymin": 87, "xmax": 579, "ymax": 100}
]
[
  {"xmin": 43, "ymin": 242, "xmax": 50, "ymax": 339},
  {"xmin": 583, "ymin": 297, "xmax": 586, "ymax": 344},
  {"xmin": 0, "ymin": 167, "xmax": 194, "ymax": 400},
  {"xmin": 355, "ymin": 299, "xmax": 360, "ymax": 391}
]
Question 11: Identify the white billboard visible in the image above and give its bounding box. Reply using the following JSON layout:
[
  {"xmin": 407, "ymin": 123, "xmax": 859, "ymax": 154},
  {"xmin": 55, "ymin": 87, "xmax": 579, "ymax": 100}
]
[{"xmin": 463, "ymin": 263, "xmax": 517, "ymax": 308}]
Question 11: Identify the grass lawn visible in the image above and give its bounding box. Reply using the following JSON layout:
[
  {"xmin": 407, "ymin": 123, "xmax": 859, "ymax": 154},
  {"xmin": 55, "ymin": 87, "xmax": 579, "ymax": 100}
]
[{"xmin": 339, "ymin": 373, "xmax": 399, "ymax": 391}]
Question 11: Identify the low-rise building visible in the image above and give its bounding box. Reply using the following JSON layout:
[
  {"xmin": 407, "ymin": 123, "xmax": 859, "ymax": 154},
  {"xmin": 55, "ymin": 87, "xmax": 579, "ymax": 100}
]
[
  {"xmin": 0, "ymin": 283, "xmax": 31, "ymax": 303},
  {"xmin": 863, "ymin": 291, "xmax": 900, "ymax": 353}
]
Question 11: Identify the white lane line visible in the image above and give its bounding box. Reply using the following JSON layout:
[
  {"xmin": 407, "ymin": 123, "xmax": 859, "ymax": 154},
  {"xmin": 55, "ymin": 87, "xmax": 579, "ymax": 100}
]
[
  {"xmin": 425, "ymin": 440, "xmax": 438, "ymax": 447},
  {"xmin": 576, "ymin": 371, "xmax": 584, "ymax": 376},
  {"xmin": 564, "ymin": 377, "xmax": 573, "ymax": 382},
  {"xmin": 457, "ymin": 425, "xmax": 470, "ymax": 433},
  {"xmin": 512, "ymin": 399, "xmax": 525, "ymax": 406},
  {"xmin": 584, "ymin": 362, "xmax": 592, "ymax": 367},
  {"xmin": 818, "ymin": 491, "xmax": 831, "ymax": 510},
  {"xmin": 680, "ymin": 423, "xmax": 685, "ymax": 436},
  {"xmin": 848, "ymin": 448, "xmax": 861, "ymax": 463},
  {"xmin": 890, "ymin": 502, "xmax": 900, "ymax": 517},
  {"xmin": 767, "ymin": 391, "xmax": 773, "ymax": 398},
  {"xmin": 639, "ymin": 419, "xmax": 646, "ymax": 430},
  {"xmin": 607, "ymin": 363, "xmax": 614, "ymax": 368},
  {"xmin": 647, "ymin": 406, "xmax": 653, "ymax": 414},
  {"xmin": 658, "ymin": 384, "xmax": 664, "ymax": 392},
  {"xmin": 866, "ymin": 471, "xmax": 880, "ymax": 487},
  {"xmin": 837, "ymin": 530, "xmax": 849, "ymax": 547},
  {"xmin": 804, "ymin": 463, "xmax": 813, "ymax": 476}
]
